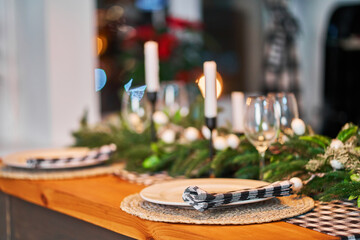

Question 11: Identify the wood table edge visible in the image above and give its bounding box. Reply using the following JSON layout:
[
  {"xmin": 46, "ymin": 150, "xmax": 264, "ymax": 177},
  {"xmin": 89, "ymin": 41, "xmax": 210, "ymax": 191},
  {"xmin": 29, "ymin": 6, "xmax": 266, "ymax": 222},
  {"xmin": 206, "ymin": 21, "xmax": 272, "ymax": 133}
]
[{"xmin": 0, "ymin": 175, "xmax": 337, "ymax": 240}]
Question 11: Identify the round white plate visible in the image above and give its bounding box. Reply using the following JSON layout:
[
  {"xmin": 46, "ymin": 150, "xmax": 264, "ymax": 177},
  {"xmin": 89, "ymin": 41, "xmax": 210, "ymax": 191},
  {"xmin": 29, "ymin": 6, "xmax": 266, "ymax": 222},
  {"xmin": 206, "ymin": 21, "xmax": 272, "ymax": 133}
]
[
  {"xmin": 2, "ymin": 147, "xmax": 107, "ymax": 169},
  {"xmin": 140, "ymin": 178, "xmax": 272, "ymax": 207}
]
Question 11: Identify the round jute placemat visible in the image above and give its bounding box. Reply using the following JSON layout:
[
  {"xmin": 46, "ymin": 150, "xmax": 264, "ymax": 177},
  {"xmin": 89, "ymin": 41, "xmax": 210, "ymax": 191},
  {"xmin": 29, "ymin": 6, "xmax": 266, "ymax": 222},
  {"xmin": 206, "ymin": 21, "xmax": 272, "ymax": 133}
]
[
  {"xmin": 0, "ymin": 162, "xmax": 125, "ymax": 180},
  {"xmin": 121, "ymin": 194, "xmax": 314, "ymax": 225}
]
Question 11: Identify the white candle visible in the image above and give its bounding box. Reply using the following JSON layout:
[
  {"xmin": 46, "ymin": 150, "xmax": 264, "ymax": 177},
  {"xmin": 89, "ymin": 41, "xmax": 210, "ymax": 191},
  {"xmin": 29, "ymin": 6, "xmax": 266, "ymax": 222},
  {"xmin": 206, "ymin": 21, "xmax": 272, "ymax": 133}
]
[
  {"xmin": 144, "ymin": 41, "xmax": 160, "ymax": 92},
  {"xmin": 231, "ymin": 91, "xmax": 245, "ymax": 133},
  {"xmin": 204, "ymin": 61, "xmax": 217, "ymax": 118}
]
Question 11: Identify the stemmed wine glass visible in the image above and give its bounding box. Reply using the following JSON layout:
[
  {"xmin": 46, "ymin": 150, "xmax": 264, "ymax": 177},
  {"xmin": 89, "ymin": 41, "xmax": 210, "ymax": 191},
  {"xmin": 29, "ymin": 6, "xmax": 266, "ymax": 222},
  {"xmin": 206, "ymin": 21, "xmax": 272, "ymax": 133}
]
[
  {"xmin": 268, "ymin": 92, "xmax": 299, "ymax": 133},
  {"xmin": 121, "ymin": 90, "xmax": 151, "ymax": 134},
  {"xmin": 157, "ymin": 81, "xmax": 190, "ymax": 117},
  {"xmin": 243, "ymin": 96, "xmax": 280, "ymax": 179}
]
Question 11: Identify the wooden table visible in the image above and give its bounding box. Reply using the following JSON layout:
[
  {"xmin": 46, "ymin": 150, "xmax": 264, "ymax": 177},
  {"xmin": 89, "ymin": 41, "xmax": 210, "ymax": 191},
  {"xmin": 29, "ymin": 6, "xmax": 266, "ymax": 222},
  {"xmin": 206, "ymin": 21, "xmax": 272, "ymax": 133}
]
[{"xmin": 0, "ymin": 175, "xmax": 337, "ymax": 240}]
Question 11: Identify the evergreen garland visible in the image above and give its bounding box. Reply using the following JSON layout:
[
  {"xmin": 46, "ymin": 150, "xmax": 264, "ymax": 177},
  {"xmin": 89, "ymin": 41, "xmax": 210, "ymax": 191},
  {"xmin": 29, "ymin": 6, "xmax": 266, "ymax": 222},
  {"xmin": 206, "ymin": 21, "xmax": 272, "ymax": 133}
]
[{"xmin": 72, "ymin": 109, "xmax": 360, "ymax": 207}]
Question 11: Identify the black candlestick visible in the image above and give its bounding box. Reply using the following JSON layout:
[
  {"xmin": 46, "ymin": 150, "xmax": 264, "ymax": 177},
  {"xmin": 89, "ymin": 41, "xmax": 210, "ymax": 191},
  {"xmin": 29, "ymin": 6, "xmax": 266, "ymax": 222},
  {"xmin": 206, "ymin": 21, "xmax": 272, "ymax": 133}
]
[
  {"xmin": 234, "ymin": 132, "xmax": 244, "ymax": 137},
  {"xmin": 147, "ymin": 92, "xmax": 157, "ymax": 142},
  {"xmin": 205, "ymin": 117, "xmax": 217, "ymax": 161}
]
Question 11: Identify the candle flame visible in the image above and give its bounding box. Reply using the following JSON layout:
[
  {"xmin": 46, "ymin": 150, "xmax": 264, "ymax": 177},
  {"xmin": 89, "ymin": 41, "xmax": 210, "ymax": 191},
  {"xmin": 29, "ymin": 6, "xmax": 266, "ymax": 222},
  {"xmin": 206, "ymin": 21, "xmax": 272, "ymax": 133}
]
[
  {"xmin": 246, "ymin": 97, "xmax": 252, "ymax": 106},
  {"xmin": 196, "ymin": 72, "xmax": 223, "ymax": 99}
]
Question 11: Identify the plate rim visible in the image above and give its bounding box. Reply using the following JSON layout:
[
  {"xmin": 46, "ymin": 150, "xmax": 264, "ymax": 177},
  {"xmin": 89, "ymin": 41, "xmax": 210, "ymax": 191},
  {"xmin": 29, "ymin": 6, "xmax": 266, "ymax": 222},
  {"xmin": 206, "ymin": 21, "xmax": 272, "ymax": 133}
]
[
  {"xmin": 1, "ymin": 147, "xmax": 108, "ymax": 170},
  {"xmin": 140, "ymin": 178, "xmax": 272, "ymax": 206}
]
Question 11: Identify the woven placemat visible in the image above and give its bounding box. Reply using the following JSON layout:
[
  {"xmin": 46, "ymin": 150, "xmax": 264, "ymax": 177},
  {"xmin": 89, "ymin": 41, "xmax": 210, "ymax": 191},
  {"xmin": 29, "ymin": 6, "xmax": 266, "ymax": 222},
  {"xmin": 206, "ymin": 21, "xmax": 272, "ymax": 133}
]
[
  {"xmin": 120, "ymin": 194, "xmax": 314, "ymax": 225},
  {"xmin": 0, "ymin": 162, "xmax": 125, "ymax": 180}
]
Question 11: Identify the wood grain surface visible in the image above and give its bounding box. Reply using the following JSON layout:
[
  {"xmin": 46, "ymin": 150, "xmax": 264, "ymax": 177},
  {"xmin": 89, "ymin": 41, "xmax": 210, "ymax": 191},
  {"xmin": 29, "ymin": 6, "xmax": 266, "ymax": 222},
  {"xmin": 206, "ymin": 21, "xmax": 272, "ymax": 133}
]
[{"xmin": 0, "ymin": 175, "xmax": 337, "ymax": 240}]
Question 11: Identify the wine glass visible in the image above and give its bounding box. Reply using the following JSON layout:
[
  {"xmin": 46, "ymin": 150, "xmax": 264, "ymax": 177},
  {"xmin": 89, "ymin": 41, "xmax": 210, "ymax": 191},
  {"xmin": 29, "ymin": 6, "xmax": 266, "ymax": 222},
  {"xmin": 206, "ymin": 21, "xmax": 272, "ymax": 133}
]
[
  {"xmin": 268, "ymin": 92, "xmax": 299, "ymax": 133},
  {"xmin": 121, "ymin": 90, "xmax": 151, "ymax": 134},
  {"xmin": 156, "ymin": 81, "xmax": 190, "ymax": 117},
  {"xmin": 243, "ymin": 95, "xmax": 280, "ymax": 179}
]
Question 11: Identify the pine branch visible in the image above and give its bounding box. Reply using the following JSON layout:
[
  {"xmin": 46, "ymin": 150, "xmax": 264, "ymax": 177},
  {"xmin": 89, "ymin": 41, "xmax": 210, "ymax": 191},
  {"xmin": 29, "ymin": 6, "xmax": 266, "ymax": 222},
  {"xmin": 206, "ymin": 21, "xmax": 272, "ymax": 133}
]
[
  {"xmin": 320, "ymin": 182, "xmax": 360, "ymax": 202},
  {"xmin": 263, "ymin": 159, "xmax": 308, "ymax": 182}
]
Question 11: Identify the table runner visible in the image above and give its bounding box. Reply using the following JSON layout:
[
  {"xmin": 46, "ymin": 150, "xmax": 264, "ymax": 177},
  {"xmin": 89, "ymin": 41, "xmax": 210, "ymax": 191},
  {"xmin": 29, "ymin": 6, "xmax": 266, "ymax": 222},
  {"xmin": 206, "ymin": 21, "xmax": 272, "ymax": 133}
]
[{"xmin": 285, "ymin": 200, "xmax": 360, "ymax": 240}]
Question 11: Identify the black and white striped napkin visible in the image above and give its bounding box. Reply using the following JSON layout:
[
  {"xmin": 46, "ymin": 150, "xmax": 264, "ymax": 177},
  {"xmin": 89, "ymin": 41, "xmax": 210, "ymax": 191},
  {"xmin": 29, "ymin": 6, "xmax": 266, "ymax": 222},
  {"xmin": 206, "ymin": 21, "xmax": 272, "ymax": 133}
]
[
  {"xmin": 182, "ymin": 180, "xmax": 293, "ymax": 211},
  {"xmin": 26, "ymin": 144, "xmax": 116, "ymax": 169}
]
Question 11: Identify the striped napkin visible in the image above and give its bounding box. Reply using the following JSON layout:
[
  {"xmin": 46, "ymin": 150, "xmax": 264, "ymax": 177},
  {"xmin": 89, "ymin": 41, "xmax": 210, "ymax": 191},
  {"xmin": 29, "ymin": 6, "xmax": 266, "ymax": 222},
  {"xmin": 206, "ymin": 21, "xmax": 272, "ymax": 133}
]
[
  {"xmin": 182, "ymin": 180, "xmax": 293, "ymax": 211},
  {"xmin": 26, "ymin": 144, "xmax": 116, "ymax": 168}
]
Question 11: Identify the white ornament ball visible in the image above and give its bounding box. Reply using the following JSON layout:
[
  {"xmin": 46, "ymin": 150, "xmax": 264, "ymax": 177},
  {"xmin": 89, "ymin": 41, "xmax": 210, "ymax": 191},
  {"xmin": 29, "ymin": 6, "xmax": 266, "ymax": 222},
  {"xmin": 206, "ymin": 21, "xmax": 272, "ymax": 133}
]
[
  {"xmin": 213, "ymin": 136, "xmax": 228, "ymax": 151},
  {"xmin": 180, "ymin": 107, "xmax": 189, "ymax": 117},
  {"xmin": 289, "ymin": 177, "xmax": 303, "ymax": 192},
  {"xmin": 161, "ymin": 129, "xmax": 176, "ymax": 144},
  {"xmin": 330, "ymin": 139, "xmax": 344, "ymax": 149},
  {"xmin": 330, "ymin": 159, "xmax": 344, "ymax": 170},
  {"xmin": 281, "ymin": 134, "xmax": 290, "ymax": 143},
  {"xmin": 128, "ymin": 113, "xmax": 141, "ymax": 126},
  {"xmin": 201, "ymin": 126, "xmax": 218, "ymax": 140},
  {"xmin": 291, "ymin": 118, "xmax": 306, "ymax": 135},
  {"xmin": 227, "ymin": 134, "xmax": 240, "ymax": 149},
  {"xmin": 184, "ymin": 127, "xmax": 199, "ymax": 142},
  {"xmin": 153, "ymin": 111, "xmax": 169, "ymax": 125}
]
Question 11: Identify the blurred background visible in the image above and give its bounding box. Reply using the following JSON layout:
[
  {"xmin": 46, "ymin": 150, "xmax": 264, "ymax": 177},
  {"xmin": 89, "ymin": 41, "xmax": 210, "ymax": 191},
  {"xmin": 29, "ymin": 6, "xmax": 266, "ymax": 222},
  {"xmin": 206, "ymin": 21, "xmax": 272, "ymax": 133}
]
[{"xmin": 1, "ymin": 0, "xmax": 360, "ymax": 153}]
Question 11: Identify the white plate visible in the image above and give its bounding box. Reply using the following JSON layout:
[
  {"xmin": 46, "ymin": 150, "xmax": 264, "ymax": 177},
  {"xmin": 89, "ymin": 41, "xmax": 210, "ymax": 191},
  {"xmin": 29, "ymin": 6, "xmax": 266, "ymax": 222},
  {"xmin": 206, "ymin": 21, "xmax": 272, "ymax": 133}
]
[
  {"xmin": 140, "ymin": 178, "xmax": 272, "ymax": 207},
  {"xmin": 2, "ymin": 147, "xmax": 108, "ymax": 169}
]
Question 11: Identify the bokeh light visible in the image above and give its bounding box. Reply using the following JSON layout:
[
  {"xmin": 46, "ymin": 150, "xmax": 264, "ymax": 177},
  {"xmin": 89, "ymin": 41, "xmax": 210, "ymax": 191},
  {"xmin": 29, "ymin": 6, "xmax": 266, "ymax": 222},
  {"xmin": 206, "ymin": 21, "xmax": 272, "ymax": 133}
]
[
  {"xmin": 95, "ymin": 68, "xmax": 107, "ymax": 92},
  {"xmin": 97, "ymin": 35, "xmax": 108, "ymax": 56}
]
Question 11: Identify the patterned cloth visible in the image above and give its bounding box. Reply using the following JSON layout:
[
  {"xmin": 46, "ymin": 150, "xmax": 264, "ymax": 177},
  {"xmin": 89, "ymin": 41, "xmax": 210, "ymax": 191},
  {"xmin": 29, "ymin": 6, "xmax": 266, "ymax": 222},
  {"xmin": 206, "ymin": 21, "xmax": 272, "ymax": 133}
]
[
  {"xmin": 26, "ymin": 144, "xmax": 116, "ymax": 169},
  {"xmin": 183, "ymin": 180, "xmax": 293, "ymax": 211},
  {"xmin": 286, "ymin": 200, "xmax": 360, "ymax": 240}
]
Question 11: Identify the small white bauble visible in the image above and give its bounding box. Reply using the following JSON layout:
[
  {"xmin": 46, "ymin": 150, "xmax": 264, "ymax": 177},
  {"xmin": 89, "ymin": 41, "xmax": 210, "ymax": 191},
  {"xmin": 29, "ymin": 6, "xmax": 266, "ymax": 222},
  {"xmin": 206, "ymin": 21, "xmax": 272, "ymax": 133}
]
[
  {"xmin": 330, "ymin": 159, "xmax": 344, "ymax": 170},
  {"xmin": 184, "ymin": 127, "xmax": 199, "ymax": 142},
  {"xmin": 180, "ymin": 107, "xmax": 189, "ymax": 117},
  {"xmin": 291, "ymin": 118, "xmax": 306, "ymax": 135},
  {"xmin": 108, "ymin": 144, "xmax": 117, "ymax": 151},
  {"xmin": 227, "ymin": 134, "xmax": 240, "ymax": 149},
  {"xmin": 289, "ymin": 177, "xmax": 303, "ymax": 192},
  {"xmin": 330, "ymin": 139, "xmax": 344, "ymax": 149},
  {"xmin": 153, "ymin": 111, "xmax": 169, "ymax": 125},
  {"xmin": 201, "ymin": 126, "xmax": 218, "ymax": 140},
  {"xmin": 104, "ymin": 114, "xmax": 121, "ymax": 126},
  {"xmin": 161, "ymin": 129, "xmax": 176, "ymax": 144},
  {"xmin": 213, "ymin": 136, "xmax": 228, "ymax": 151},
  {"xmin": 128, "ymin": 113, "xmax": 141, "ymax": 126},
  {"xmin": 281, "ymin": 134, "xmax": 289, "ymax": 143}
]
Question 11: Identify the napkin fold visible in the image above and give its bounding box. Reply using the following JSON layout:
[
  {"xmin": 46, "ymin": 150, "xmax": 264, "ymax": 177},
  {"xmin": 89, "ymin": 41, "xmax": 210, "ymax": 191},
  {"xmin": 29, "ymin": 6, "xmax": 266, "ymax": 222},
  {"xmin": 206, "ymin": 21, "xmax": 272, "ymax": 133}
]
[
  {"xmin": 182, "ymin": 180, "xmax": 293, "ymax": 211},
  {"xmin": 26, "ymin": 144, "xmax": 116, "ymax": 168}
]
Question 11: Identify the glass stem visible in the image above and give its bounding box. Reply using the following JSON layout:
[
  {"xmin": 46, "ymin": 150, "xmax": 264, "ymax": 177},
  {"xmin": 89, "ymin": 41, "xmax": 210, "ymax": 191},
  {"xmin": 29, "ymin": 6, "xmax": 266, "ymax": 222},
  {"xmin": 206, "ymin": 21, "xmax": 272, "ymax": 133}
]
[{"xmin": 259, "ymin": 151, "xmax": 266, "ymax": 180}]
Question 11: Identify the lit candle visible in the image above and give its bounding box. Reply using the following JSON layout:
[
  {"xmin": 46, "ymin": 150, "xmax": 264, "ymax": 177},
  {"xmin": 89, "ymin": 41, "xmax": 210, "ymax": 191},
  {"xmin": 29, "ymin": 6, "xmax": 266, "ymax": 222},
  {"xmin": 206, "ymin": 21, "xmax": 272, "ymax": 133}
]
[
  {"xmin": 144, "ymin": 41, "xmax": 159, "ymax": 92},
  {"xmin": 231, "ymin": 91, "xmax": 245, "ymax": 133},
  {"xmin": 204, "ymin": 61, "xmax": 217, "ymax": 118}
]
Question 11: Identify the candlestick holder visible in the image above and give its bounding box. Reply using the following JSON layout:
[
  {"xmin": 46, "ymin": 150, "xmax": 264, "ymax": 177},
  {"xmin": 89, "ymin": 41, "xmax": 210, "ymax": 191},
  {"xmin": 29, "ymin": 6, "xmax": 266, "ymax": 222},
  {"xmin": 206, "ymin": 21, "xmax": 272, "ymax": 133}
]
[
  {"xmin": 147, "ymin": 92, "xmax": 157, "ymax": 142},
  {"xmin": 205, "ymin": 117, "xmax": 217, "ymax": 164}
]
